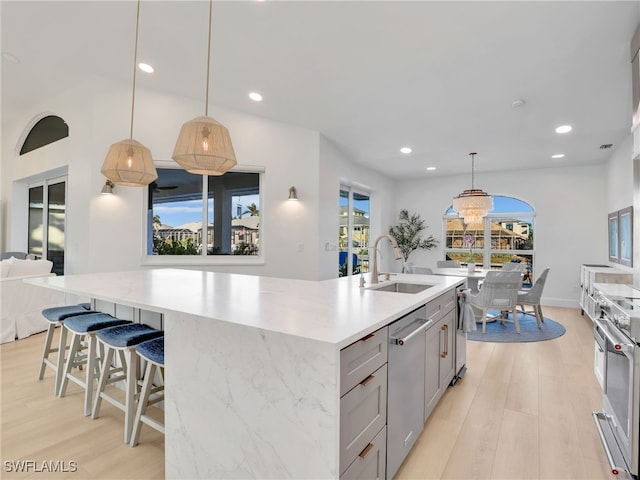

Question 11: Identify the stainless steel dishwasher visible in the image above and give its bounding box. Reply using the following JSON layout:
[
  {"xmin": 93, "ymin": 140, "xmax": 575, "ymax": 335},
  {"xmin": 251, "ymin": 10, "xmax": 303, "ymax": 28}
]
[{"xmin": 387, "ymin": 305, "xmax": 430, "ymax": 479}]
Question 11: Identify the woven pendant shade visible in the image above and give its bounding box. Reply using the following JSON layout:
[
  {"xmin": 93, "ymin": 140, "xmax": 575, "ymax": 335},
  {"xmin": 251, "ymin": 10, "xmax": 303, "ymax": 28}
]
[
  {"xmin": 101, "ymin": 139, "xmax": 157, "ymax": 186},
  {"xmin": 172, "ymin": 115, "xmax": 236, "ymax": 176},
  {"xmin": 452, "ymin": 152, "xmax": 493, "ymax": 224},
  {"xmin": 99, "ymin": 0, "xmax": 157, "ymax": 187}
]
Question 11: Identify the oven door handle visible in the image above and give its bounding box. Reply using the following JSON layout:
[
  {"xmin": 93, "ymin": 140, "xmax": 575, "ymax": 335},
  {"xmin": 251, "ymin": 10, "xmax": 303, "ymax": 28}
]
[
  {"xmin": 592, "ymin": 412, "xmax": 632, "ymax": 477},
  {"xmin": 594, "ymin": 318, "xmax": 635, "ymax": 356}
]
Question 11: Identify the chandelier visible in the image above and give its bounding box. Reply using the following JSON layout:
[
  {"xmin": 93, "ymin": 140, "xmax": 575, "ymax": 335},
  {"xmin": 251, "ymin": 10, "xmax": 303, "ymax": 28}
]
[{"xmin": 452, "ymin": 152, "xmax": 493, "ymax": 225}]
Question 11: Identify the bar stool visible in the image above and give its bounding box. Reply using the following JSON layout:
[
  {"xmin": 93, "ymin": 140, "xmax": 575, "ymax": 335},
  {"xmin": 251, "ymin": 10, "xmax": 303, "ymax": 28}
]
[
  {"xmin": 130, "ymin": 336, "xmax": 164, "ymax": 447},
  {"xmin": 38, "ymin": 304, "xmax": 96, "ymax": 395},
  {"xmin": 92, "ymin": 323, "xmax": 163, "ymax": 444},
  {"xmin": 58, "ymin": 313, "xmax": 131, "ymax": 416}
]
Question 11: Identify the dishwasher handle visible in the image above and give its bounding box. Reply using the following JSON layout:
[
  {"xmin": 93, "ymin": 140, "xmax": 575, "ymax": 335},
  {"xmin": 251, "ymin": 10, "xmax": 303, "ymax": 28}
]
[{"xmin": 391, "ymin": 318, "xmax": 432, "ymax": 345}]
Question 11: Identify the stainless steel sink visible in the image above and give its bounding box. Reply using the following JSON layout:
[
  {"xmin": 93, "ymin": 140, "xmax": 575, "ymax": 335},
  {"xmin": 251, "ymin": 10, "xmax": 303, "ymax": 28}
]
[{"xmin": 368, "ymin": 282, "xmax": 433, "ymax": 294}]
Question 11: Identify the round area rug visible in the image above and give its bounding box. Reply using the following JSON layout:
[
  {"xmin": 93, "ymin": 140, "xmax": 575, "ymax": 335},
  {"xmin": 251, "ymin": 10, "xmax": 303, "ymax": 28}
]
[{"xmin": 466, "ymin": 312, "xmax": 566, "ymax": 343}]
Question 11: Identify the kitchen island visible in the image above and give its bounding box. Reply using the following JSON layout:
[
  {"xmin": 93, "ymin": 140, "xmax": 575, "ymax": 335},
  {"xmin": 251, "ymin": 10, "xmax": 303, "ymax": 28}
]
[{"xmin": 28, "ymin": 269, "xmax": 464, "ymax": 479}]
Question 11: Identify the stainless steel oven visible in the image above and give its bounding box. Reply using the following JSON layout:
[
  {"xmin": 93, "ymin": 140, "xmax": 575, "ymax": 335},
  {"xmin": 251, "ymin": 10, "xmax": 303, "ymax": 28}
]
[
  {"xmin": 593, "ymin": 295, "xmax": 640, "ymax": 480},
  {"xmin": 594, "ymin": 318, "xmax": 607, "ymax": 389}
]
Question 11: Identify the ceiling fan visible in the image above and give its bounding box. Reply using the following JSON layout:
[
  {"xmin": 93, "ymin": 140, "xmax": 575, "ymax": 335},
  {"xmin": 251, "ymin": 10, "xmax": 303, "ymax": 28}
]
[{"xmin": 150, "ymin": 182, "xmax": 178, "ymax": 192}]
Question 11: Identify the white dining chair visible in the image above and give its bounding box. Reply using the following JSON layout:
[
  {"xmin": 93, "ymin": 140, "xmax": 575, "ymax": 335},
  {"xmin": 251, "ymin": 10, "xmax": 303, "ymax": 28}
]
[
  {"xmin": 502, "ymin": 262, "xmax": 526, "ymax": 272},
  {"xmin": 411, "ymin": 266, "xmax": 433, "ymax": 274},
  {"xmin": 517, "ymin": 267, "xmax": 550, "ymax": 328},
  {"xmin": 469, "ymin": 271, "xmax": 523, "ymax": 333}
]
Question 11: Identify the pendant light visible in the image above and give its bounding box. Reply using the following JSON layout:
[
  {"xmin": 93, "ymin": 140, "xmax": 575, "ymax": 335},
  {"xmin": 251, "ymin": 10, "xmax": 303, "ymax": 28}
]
[
  {"xmin": 172, "ymin": 0, "xmax": 236, "ymax": 176},
  {"xmin": 100, "ymin": 0, "xmax": 157, "ymax": 187},
  {"xmin": 452, "ymin": 152, "xmax": 493, "ymax": 225}
]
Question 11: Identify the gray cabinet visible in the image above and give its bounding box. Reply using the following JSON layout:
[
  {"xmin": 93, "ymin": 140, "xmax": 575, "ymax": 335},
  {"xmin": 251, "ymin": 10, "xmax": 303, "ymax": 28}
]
[
  {"xmin": 424, "ymin": 320, "xmax": 441, "ymax": 419},
  {"xmin": 339, "ymin": 327, "xmax": 388, "ymax": 477},
  {"xmin": 341, "ymin": 426, "xmax": 387, "ymax": 480},
  {"xmin": 340, "ymin": 326, "xmax": 388, "ymax": 396},
  {"xmin": 339, "ymin": 287, "xmax": 460, "ymax": 479},
  {"xmin": 439, "ymin": 310, "xmax": 455, "ymax": 389},
  {"xmin": 424, "ymin": 310, "xmax": 455, "ymax": 420},
  {"xmin": 424, "ymin": 292, "xmax": 457, "ymax": 422}
]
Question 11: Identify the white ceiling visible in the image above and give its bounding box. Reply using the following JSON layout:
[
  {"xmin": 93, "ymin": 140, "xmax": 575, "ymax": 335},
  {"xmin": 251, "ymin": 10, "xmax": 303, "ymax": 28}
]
[{"xmin": 2, "ymin": 1, "xmax": 640, "ymax": 180}]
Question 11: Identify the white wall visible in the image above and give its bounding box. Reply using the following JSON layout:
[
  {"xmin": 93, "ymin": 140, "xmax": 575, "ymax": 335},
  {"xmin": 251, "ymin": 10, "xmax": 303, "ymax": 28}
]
[
  {"xmin": 395, "ymin": 164, "xmax": 608, "ymax": 307},
  {"xmin": 318, "ymin": 137, "xmax": 397, "ymax": 279},
  {"xmin": 605, "ymin": 135, "xmax": 636, "ymax": 280},
  {"xmin": 1, "ymin": 78, "xmax": 396, "ymax": 281}
]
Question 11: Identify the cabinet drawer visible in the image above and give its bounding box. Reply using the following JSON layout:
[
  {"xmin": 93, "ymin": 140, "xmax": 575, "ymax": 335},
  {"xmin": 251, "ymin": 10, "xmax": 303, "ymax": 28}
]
[
  {"xmin": 425, "ymin": 289, "xmax": 456, "ymax": 322},
  {"xmin": 340, "ymin": 426, "xmax": 386, "ymax": 480},
  {"xmin": 339, "ymin": 364, "xmax": 387, "ymax": 475},
  {"xmin": 340, "ymin": 326, "xmax": 388, "ymax": 396}
]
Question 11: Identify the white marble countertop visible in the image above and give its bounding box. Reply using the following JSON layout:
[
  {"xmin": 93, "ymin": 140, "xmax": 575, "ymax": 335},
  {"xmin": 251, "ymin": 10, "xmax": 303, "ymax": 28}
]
[
  {"xmin": 593, "ymin": 282, "xmax": 640, "ymax": 298},
  {"xmin": 27, "ymin": 269, "xmax": 464, "ymax": 349}
]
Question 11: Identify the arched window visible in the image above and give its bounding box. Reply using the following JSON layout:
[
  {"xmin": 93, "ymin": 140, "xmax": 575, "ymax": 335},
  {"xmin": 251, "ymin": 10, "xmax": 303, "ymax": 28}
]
[
  {"xmin": 20, "ymin": 115, "xmax": 69, "ymax": 155},
  {"xmin": 443, "ymin": 196, "xmax": 535, "ymax": 286}
]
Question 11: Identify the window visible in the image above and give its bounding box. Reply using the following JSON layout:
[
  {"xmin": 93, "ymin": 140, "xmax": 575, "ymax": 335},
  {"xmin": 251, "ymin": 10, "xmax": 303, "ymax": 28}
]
[
  {"xmin": 28, "ymin": 178, "xmax": 67, "ymax": 275},
  {"xmin": 20, "ymin": 115, "xmax": 69, "ymax": 155},
  {"xmin": 148, "ymin": 168, "xmax": 261, "ymax": 256},
  {"xmin": 339, "ymin": 187, "xmax": 370, "ymax": 276},
  {"xmin": 444, "ymin": 196, "xmax": 535, "ymax": 285}
]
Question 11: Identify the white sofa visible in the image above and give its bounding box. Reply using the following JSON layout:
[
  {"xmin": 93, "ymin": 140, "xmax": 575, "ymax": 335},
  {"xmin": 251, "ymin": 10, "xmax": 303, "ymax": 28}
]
[{"xmin": 0, "ymin": 257, "xmax": 65, "ymax": 344}]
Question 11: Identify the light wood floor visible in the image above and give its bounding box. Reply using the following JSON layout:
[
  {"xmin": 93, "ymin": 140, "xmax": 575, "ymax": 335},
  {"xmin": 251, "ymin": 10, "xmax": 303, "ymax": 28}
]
[
  {"xmin": 1, "ymin": 307, "xmax": 614, "ymax": 479},
  {"xmin": 397, "ymin": 306, "xmax": 615, "ymax": 480}
]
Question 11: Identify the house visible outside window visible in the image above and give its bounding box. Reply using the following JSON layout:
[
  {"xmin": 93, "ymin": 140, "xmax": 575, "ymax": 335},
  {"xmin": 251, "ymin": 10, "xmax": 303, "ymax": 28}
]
[
  {"xmin": 444, "ymin": 196, "xmax": 535, "ymax": 284},
  {"xmin": 339, "ymin": 187, "xmax": 370, "ymax": 276},
  {"xmin": 148, "ymin": 168, "xmax": 261, "ymax": 256}
]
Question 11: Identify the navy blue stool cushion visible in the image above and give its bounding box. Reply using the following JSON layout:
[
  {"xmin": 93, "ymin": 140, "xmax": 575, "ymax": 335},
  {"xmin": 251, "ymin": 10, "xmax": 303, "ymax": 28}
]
[
  {"xmin": 42, "ymin": 305, "xmax": 96, "ymax": 323},
  {"xmin": 136, "ymin": 337, "xmax": 164, "ymax": 366},
  {"xmin": 64, "ymin": 313, "xmax": 130, "ymax": 334},
  {"xmin": 97, "ymin": 323, "xmax": 163, "ymax": 348}
]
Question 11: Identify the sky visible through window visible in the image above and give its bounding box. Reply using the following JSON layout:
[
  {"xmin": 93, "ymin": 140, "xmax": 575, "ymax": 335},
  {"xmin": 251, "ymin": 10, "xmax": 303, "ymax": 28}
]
[{"xmin": 156, "ymin": 195, "xmax": 260, "ymax": 228}]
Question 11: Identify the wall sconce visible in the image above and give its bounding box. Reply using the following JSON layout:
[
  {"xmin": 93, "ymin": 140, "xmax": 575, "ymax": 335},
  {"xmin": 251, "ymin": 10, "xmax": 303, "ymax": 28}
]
[
  {"xmin": 288, "ymin": 186, "xmax": 298, "ymax": 201},
  {"xmin": 101, "ymin": 180, "xmax": 115, "ymax": 195}
]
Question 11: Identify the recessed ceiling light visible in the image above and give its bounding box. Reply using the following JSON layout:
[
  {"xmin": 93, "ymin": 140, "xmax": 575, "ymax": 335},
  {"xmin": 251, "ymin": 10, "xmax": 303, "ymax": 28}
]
[
  {"xmin": 400, "ymin": 147, "xmax": 412, "ymax": 154},
  {"xmin": 138, "ymin": 62, "xmax": 154, "ymax": 73},
  {"xmin": 2, "ymin": 52, "xmax": 20, "ymax": 64},
  {"xmin": 249, "ymin": 92, "xmax": 263, "ymax": 102},
  {"xmin": 555, "ymin": 125, "xmax": 572, "ymax": 134},
  {"xmin": 551, "ymin": 154, "xmax": 565, "ymax": 159},
  {"xmin": 426, "ymin": 167, "xmax": 436, "ymax": 171}
]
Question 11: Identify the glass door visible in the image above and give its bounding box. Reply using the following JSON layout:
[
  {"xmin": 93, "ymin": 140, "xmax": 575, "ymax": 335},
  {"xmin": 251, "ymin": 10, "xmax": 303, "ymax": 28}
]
[
  {"xmin": 339, "ymin": 187, "xmax": 370, "ymax": 277},
  {"xmin": 28, "ymin": 177, "xmax": 66, "ymax": 275}
]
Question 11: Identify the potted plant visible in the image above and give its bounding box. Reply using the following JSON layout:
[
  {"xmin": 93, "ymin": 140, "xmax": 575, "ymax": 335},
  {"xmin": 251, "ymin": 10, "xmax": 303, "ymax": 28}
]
[{"xmin": 389, "ymin": 209, "xmax": 438, "ymax": 272}]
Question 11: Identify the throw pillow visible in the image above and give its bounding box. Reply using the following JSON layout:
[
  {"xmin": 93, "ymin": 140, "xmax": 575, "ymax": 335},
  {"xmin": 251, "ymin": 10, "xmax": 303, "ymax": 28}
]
[
  {"xmin": 0, "ymin": 261, "xmax": 11, "ymax": 278},
  {"xmin": 8, "ymin": 258, "xmax": 53, "ymax": 277}
]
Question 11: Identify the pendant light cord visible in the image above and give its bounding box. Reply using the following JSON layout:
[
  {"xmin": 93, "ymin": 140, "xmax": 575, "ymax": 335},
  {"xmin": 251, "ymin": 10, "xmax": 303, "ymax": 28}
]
[
  {"xmin": 204, "ymin": 0, "xmax": 213, "ymax": 116},
  {"xmin": 469, "ymin": 152, "xmax": 477, "ymax": 189},
  {"xmin": 129, "ymin": 0, "xmax": 141, "ymax": 140}
]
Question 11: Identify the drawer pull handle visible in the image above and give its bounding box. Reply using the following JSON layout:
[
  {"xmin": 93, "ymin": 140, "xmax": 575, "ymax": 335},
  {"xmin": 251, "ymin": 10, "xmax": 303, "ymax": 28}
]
[
  {"xmin": 361, "ymin": 333, "xmax": 375, "ymax": 342},
  {"xmin": 359, "ymin": 443, "xmax": 374, "ymax": 459},
  {"xmin": 360, "ymin": 374, "xmax": 374, "ymax": 386}
]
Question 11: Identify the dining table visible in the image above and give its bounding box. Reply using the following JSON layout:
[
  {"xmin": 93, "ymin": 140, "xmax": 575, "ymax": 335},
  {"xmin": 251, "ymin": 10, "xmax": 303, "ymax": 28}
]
[{"xmin": 430, "ymin": 267, "xmax": 492, "ymax": 293}]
